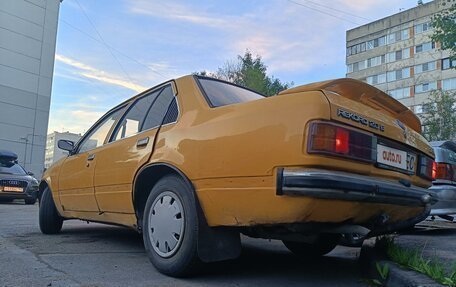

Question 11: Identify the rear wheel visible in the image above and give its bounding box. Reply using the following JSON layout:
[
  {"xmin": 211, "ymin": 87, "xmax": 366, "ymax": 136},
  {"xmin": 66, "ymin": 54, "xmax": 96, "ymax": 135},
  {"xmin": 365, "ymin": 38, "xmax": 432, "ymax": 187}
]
[
  {"xmin": 39, "ymin": 188, "xmax": 63, "ymax": 234},
  {"xmin": 143, "ymin": 175, "xmax": 200, "ymax": 277},
  {"xmin": 283, "ymin": 234, "xmax": 341, "ymax": 257},
  {"xmin": 340, "ymin": 233, "xmax": 366, "ymax": 247}
]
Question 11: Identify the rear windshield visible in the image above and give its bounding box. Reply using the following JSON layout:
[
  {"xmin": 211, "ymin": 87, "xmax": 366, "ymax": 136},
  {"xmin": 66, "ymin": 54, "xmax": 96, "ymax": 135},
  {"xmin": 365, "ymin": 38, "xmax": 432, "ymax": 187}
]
[
  {"xmin": 0, "ymin": 161, "xmax": 26, "ymax": 175},
  {"xmin": 197, "ymin": 77, "xmax": 264, "ymax": 107}
]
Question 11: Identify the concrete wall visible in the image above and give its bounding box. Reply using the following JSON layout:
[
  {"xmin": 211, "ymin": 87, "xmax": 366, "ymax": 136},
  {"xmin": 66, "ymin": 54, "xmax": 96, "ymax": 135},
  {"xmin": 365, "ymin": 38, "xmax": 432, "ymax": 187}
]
[{"xmin": 0, "ymin": 0, "xmax": 60, "ymax": 178}]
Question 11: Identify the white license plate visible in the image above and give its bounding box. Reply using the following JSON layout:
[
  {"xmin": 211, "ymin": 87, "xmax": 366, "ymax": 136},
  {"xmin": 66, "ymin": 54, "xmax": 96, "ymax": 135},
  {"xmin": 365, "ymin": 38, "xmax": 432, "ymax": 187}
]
[
  {"xmin": 377, "ymin": 144, "xmax": 416, "ymax": 172},
  {"xmin": 1, "ymin": 186, "xmax": 23, "ymax": 192}
]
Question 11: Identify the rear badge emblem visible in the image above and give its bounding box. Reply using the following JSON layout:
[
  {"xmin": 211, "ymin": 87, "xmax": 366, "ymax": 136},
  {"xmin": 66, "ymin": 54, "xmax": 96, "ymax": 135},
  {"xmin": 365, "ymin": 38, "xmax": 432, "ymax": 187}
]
[{"xmin": 337, "ymin": 108, "xmax": 385, "ymax": 132}]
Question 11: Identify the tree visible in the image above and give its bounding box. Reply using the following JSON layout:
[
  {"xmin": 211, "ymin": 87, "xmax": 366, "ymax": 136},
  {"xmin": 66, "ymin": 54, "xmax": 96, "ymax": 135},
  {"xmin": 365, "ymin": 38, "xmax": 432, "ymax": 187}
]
[
  {"xmin": 431, "ymin": 2, "xmax": 456, "ymax": 61},
  {"xmin": 421, "ymin": 90, "xmax": 456, "ymax": 141},
  {"xmin": 194, "ymin": 51, "xmax": 292, "ymax": 96}
]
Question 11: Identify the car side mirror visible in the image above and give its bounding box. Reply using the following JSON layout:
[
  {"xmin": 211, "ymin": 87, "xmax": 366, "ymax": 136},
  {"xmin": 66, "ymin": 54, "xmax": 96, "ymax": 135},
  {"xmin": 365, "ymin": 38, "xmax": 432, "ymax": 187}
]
[
  {"xmin": 58, "ymin": 139, "xmax": 75, "ymax": 152},
  {"xmin": 27, "ymin": 171, "xmax": 34, "ymax": 176}
]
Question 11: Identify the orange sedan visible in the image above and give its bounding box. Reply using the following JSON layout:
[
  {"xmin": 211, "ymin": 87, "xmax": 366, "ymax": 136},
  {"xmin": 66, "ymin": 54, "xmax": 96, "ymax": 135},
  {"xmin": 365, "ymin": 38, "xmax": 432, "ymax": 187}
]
[{"xmin": 39, "ymin": 75, "xmax": 436, "ymax": 276}]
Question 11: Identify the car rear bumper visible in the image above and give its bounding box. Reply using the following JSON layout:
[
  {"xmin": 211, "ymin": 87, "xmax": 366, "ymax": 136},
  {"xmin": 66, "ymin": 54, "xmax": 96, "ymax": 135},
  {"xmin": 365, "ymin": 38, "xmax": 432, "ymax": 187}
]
[
  {"xmin": 429, "ymin": 185, "xmax": 456, "ymax": 216},
  {"xmin": 277, "ymin": 168, "xmax": 436, "ymax": 207}
]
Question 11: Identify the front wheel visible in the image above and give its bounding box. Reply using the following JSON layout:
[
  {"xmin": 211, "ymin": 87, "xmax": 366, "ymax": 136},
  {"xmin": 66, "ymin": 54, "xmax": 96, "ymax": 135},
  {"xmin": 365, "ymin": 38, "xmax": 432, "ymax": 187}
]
[
  {"xmin": 283, "ymin": 234, "xmax": 341, "ymax": 257},
  {"xmin": 39, "ymin": 188, "xmax": 63, "ymax": 234},
  {"xmin": 143, "ymin": 175, "xmax": 200, "ymax": 277}
]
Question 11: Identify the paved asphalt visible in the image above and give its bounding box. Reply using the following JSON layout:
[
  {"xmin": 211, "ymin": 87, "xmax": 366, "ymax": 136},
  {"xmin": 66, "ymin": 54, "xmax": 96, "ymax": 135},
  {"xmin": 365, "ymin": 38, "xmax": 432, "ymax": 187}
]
[
  {"xmin": 396, "ymin": 219, "xmax": 456, "ymax": 273},
  {"xmin": 0, "ymin": 201, "xmax": 367, "ymax": 287}
]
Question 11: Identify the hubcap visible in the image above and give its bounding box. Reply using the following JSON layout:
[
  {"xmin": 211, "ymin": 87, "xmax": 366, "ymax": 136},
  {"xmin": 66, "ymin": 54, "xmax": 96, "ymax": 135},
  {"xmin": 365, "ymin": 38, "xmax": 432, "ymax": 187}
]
[{"xmin": 148, "ymin": 191, "xmax": 185, "ymax": 258}]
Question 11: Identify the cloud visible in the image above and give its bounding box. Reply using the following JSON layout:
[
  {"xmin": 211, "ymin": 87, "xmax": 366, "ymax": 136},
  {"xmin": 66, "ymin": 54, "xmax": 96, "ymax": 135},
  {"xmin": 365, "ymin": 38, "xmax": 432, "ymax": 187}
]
[
  {"xmin": 55, "ymin": 54, "xmax": 147, "ymax": 92},
  {"xmin": 129, "ymin": 1, "xmax": 230, "ymax": 28}
]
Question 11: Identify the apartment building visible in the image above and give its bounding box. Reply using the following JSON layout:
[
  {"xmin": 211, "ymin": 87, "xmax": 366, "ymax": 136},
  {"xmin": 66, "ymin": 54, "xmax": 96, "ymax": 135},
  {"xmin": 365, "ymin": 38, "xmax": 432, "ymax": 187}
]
[{"xmin": 346, "ymin": 0, "xmax": 456, "ymax": 119}]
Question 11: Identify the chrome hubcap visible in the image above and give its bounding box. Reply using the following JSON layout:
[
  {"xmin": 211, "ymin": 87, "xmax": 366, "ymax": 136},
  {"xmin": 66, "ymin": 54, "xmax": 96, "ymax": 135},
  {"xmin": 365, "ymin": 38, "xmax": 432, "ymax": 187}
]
[{"xmin": 148, "ymin": 191, "xmax": 185, "ymax": 258}]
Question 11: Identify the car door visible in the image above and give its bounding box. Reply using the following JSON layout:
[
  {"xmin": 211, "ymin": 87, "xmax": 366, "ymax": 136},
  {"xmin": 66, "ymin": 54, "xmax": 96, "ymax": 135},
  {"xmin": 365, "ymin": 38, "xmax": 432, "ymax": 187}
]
[
  {"xmin": 58, "ymin": 107, "xmax": 125, "ymax": 212},
  {"xmin": 93, "ymin": 84, "xmax": 177, "ymax": 213}
]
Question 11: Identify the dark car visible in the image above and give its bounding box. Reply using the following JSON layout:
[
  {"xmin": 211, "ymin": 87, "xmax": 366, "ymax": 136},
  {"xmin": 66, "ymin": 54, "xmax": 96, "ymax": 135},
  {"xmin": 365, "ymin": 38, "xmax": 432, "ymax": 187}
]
[
  {"xmin": 0, "ymin": 150, "xmax": 38, "ymax": 205},
  {"xmin": 429, "ymin": 141, "xmax": 456, "ymax": 221}
]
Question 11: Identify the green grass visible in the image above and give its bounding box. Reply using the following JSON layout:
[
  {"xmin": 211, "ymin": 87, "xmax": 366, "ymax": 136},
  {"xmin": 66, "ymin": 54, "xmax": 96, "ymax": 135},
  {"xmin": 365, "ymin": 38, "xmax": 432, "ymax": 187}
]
[{"xmin": 376, "ymin": 236, "xmax": 456, "ymax": 287}]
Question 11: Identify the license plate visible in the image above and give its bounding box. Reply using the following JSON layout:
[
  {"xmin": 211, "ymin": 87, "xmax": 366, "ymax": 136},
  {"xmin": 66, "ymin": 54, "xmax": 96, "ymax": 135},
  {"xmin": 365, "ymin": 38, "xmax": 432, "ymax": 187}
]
[
  {"xmin": 1, "ymin": 186, "xmax": 23, "ymax": 192},
  {"xmin": 377, "ymin": 144, "xmax": 416, "ymax": 173}
]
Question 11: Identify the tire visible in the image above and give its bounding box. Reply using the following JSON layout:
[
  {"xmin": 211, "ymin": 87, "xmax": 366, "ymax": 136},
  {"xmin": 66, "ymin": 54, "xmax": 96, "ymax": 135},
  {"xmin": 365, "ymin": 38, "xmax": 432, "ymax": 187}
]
[
  {"xmin": 25, "ymin": 197, "xmax": 37, "ymax": 205},
  {"xmin": 340, "ymin": 233, "xmax": 366, "ymax": 247},
  {"xmin": 143, "ymin": 175, "xmax": 200, "ymax": 277},
  {"xmin": 39, "ymin": 188, "xmax": 63, "ymax": 234},
  {"xmin": 283, "ymin": 234, "xmax": 341, "ymax": 257}
]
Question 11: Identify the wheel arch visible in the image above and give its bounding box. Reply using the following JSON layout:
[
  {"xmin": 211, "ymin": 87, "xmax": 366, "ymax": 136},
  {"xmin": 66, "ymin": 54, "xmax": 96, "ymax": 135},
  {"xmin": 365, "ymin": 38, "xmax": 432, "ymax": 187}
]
[
  {"xmin": 38, "ymin": 180, "xmax": 50, "ymax": 202},
  {"xmin": 133, "ymin": 162, "xmax": 195, "ymax": 227},
  {"xmin": 133, "ymin": 162, "xmax": 241, "ymax": 263}
]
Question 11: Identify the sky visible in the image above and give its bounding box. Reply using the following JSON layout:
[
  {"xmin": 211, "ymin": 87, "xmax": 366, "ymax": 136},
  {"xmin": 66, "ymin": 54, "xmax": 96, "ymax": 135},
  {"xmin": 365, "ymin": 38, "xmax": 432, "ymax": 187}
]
[{"xmin": 49, "ymin": 0, "xmax": 426, "ymax": 134}]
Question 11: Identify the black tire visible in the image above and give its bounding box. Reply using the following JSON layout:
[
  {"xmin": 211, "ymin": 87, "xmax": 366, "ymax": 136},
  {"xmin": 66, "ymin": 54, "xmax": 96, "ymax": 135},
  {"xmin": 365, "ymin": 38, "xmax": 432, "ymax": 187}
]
[
  {"xmin": 283, "ymin": 234, "xmax": 341, "ymax": 257},
  {"xmin": 340, "ymin": 233, "xmax": 366, "ymax": 247},
  {"xmin": 39, "ymin": 188, "xmax": 63, "ymax": 234},
  {"xmin": 143, "ymin": 175, "xmax": 200, "ymax": 277},
  {"xmin": 25, "ymin": 197, "xmax": 37, "ymax": 205}
]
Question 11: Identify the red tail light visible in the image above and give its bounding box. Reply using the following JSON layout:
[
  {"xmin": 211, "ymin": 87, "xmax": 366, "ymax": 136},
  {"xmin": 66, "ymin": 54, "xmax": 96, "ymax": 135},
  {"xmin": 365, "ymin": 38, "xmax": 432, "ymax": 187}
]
[
  {"xmin": 308, "ymin": 121, "xmax": 375, "ymax": 162},
  {"xmin": 335, "ymin": 128, "xmax": 349, "ymax": 154},
  {"xmin": 433, "ymin": 162, "xmax": 455, "ymax": 181},
  {"xmin": 432, "ymin": 161, "xmax": 437, "ymax": 180}
]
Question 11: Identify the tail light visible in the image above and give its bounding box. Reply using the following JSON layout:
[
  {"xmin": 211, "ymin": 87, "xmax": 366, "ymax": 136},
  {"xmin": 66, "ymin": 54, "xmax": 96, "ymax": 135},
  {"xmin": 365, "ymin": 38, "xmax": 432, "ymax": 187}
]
[
  {"xmin": 432, "ymin": 162, "xmax": 455, "ymax": 181},
  {"xmin": 418, "ymin": 155, "xmax": 434, "ymax": 180},
  {"xmin": 308, "ymin": 121, "xmax": 375, "ymax": 162}
]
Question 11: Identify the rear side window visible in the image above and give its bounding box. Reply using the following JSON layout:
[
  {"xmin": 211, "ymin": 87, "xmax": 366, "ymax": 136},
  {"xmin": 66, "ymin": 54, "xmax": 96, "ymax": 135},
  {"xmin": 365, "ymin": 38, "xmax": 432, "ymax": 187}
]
[
  {"xmin": 197, "ymin": 77, "xmax": 264, "ymax": 107},
  {"xmin": 113, "ymin": 89, "xmax": 161, "ymax": 141},
  {"xmin": 142, "ymin": 85, "xmax": 175, "ymax": 130}
]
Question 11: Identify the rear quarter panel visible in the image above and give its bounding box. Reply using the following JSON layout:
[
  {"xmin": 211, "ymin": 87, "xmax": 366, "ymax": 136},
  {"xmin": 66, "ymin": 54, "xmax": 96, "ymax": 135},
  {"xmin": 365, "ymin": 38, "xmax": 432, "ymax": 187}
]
[{"xmin": 151, "ymin": 77, "xmax": 332, "ymax": 180}]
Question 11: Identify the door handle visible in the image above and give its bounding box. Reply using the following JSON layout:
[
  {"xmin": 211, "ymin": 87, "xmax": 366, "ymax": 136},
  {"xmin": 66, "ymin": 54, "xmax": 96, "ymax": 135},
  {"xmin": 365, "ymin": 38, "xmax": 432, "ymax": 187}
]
[
  {"xmin": 87, "ymin": 154, "xmax": 95, "ymax": 161},
  {"xmin": 137, "ymin": 137, "xmax": 149, "ymax": 147}
]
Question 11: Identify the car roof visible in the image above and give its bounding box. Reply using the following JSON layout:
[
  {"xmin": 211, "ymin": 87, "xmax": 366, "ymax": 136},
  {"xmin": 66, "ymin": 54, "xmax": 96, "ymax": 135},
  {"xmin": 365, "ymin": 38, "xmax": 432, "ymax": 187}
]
[{"xmin": 430, "ymin": 141, "xmax": 456, "ymax": 152}]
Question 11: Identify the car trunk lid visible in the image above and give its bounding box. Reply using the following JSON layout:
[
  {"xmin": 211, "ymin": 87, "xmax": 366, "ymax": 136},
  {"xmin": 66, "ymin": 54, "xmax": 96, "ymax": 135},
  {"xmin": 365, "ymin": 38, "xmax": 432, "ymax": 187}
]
[{"xmin": 279, "ymin": 78, "xmax": 434, "ymax": 158}]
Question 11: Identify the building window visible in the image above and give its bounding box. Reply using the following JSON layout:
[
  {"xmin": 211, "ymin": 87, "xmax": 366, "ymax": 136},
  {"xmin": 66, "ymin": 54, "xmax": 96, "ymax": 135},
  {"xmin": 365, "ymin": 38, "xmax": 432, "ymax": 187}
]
[
  {"xmin": 415, "ymin": 61, "xmax": 436, "ymax": 74},
  {"xmin": 387, "ymin": 67, "xmax": 411, "ymax": 82},
  {"xmin": 388, "ymin": 87, "xmax": 411, "ymax": 99},
  {"xmin": 443, "ymin": 78, "xmax": 456, "ymax": 90},
  {"xmin": 415, "ymin": 42, "xmax": 435, "ymax": 53},
  {"xmin": 442, "ymin": 58, "xmax": 456, "ymax": 70},
  {"xmin": 386, "ymin": 48, "xmax": 410, "ymax": 63},
  {"xmin": 415, "ymin": 81, "xmax": 437, "ymax": 93},
  {"xmin": 347, "ymin": 35, "xmax": 387, "ymax": 56},
  {"xmin": 414, "ymin": 22, "xmax": 432, "ymax": 34},
  {"xmin": 387, "ymin": 28, "xmax": 410, "ymax": 44},
  {"xmin": 367, "ymin": 73, "xmax": 387, "ymax": 85},
  {"xmin": 367, "ymin": 55, "xmax": 385, "ymax": 68}
]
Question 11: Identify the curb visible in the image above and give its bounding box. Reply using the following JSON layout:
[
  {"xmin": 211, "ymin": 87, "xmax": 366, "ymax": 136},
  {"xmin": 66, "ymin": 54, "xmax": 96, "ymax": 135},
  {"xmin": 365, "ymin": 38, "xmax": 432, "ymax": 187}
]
[{"xmin": 359, "ymin": 241, "xmax": 445, "ymax": 287}]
